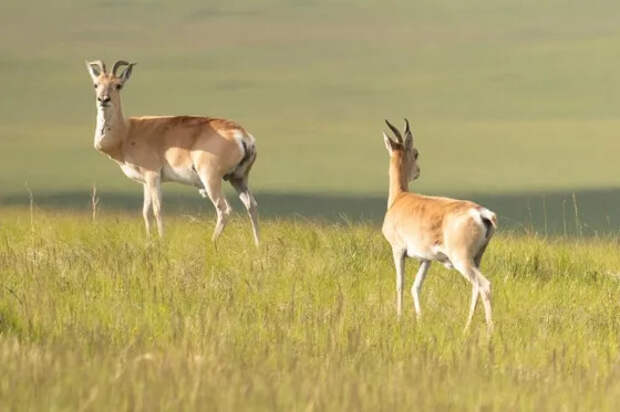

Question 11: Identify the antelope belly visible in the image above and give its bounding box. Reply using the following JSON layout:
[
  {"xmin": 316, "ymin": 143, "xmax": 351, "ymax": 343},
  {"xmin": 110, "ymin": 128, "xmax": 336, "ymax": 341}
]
[
  {"xmin": 161, "ymin": 164, "xmax": 202, "ymax": 186},
  {"xmin": 120, "ymin": 163, "xmax": 145, "ymax": 183}
]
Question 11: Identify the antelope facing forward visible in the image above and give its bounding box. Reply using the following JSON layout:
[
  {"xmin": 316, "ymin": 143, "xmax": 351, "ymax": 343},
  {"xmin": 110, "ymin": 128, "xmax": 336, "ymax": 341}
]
[
  {"xmin": 85, "ymin": 60, "xmax": 259, "ymax": 246},
  {"xmin": 381, "ymin": 119, "xmax": 496, "ymax": 331}
]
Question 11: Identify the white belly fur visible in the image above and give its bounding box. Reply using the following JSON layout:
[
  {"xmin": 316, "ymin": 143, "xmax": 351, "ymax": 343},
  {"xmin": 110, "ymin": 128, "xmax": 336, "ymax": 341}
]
[
  {"xmin": 406, "ymin": 243, "xmax": 434, "ymax": 261},
  {"xmin": 161, "ymin": 164, "xmax": 202, "ymax": 187},
  {"xmin": 120, "ymin": 163, "xmax": 145, "ymax": 183},
  {"xmin": 406, "ymin": 243, "xmax": 454, "ymax": 268}
]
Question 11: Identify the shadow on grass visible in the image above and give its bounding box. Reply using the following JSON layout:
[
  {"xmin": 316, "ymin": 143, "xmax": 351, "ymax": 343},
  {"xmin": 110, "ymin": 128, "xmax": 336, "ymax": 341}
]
[{"xmin": 2, "ymin": 188, "xmax": 620, "ymax": 236}]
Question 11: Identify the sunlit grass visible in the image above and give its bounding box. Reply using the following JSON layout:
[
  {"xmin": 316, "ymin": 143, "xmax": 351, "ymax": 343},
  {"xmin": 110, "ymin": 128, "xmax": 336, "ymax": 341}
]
[{"xmin": 0, "ymin": 208, "xmax": 619, "ymax": 410}]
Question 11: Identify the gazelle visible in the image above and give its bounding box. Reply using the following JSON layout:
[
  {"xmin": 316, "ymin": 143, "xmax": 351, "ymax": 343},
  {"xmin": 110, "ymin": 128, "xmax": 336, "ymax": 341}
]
[
  {"xmin": 85, "ymin": 60, "xmax": 259, "ymax": 246},
  {"xmin": 381, "ymin": 119, "xmax": 496, "ymax": 331}
]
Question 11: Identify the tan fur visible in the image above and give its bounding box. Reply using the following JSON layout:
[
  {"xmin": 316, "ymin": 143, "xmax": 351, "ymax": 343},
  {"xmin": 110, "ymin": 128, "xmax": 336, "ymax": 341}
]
[
  {"xmin": 383, "ymin": 193, "xmax": 488, "ymax": 259},
  {"xmin": 381, "ymin": 119, "xmax": 496, "ymax": 331},
  {"xmin": 121, "ymin": 116, "xmax": 245, "ymax": 177},
  {"xmin": 86, "ymin": 60, "xmax": 260, "ymax": 245}
]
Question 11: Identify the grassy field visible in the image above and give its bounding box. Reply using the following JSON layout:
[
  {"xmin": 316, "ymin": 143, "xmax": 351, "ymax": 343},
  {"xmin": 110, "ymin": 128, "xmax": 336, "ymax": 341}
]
[
  {"xmin": 1, "ymin": 0, "xmax": 620, "ymax": 231},
  {"xmin": 0, "ymin": 209, "xmax": 619, "ymax": 411},
  {"xmin": 2, "ymin": 1, "xmax": 620, "ymax": 410}
]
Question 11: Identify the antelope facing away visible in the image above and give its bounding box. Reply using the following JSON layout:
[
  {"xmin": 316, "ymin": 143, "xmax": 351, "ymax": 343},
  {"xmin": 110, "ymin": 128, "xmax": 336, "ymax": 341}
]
[
  {"xmin": 381, "ymin": 119, "xmax": 497, "ymax": 331},
  {"xmin": 85, "ymin": 60, "xmax": 259, "ymax": 246}
]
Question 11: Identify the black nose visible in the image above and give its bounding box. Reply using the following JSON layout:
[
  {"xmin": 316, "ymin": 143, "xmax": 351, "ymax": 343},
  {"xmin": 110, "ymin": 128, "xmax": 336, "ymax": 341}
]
[{"xmin": 97, "ymin": 96, "xmax": 111, "ymax": 104}]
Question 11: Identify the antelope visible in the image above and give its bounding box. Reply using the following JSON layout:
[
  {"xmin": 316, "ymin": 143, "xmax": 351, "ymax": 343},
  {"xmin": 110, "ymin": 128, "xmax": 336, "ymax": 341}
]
[
  {"xmin": 85, "ymin": 60, "xmax": 259, "ymax": 246},
  {"xmin": 381, "ymin": 119, "xmax": 497, "ymax": 331}
]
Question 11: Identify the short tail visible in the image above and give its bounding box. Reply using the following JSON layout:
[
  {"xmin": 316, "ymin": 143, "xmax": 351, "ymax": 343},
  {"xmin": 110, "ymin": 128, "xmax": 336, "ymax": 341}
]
[
  {"xmin": 224, "ymin": 134, "xmax": 257, "ymax": 181},
  {"xmin": 478, "ymin": 208, "xmax": 497, "ymax": 239}
]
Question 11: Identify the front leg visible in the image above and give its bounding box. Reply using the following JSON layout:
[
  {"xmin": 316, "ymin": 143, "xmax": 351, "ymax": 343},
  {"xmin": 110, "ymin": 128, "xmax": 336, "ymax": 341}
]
[
  {"xmin": 392, "ymin": 248, "xmax": 406, "ymax": 318},
  {"xmin": 145, "ymin": 172, "xmax": 164, "ymax": 237},
  {"xmin": 142, "ymin": 183, "xmax": 152, "ymax": 237},
  {"xmin": 411, "ymin": 260, "xmax": 431, "ymax": 321}
]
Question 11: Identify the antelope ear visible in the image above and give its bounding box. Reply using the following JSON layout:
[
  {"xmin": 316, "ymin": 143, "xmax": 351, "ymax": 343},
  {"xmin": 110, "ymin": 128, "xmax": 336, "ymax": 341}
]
[
  {"xmin": 383, "ymin": 132, "xmax": 396, "ymax": 154},
  {"xmin": 118, "ymin": 63, "xmax": 136, "ymax": 85},
  {"xmin": 403, "ymin": 118, "xmax": 414, "ymax": 149},
  {"xmin": 85, "ymin": 60, "xmax": 105, "ymax": 82}
]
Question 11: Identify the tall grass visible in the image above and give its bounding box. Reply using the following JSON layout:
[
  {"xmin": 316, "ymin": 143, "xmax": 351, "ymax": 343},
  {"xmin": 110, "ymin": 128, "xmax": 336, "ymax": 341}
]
[{"xmin": 0, "ymin": 208, "xmax": 619, "ymax": 410}]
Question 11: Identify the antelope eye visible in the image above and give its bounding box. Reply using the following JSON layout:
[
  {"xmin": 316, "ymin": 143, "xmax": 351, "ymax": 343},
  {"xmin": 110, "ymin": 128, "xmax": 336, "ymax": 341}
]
[
  {"xmin": 93, "ymin": 84, "xmax": 98, "ymax": 88},
  {"xmin": 116, "ymin": 84, "xmax": 122, "ymax": 90}
]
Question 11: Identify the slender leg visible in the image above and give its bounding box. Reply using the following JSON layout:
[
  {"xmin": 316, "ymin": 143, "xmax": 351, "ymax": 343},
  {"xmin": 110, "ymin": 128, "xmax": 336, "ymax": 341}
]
[
  {"xmin": 142, "ymin": 183, "xmax": 152, "ymax": 237},
  {"xmin": 465, "ymin": 282, "xmax": 479, "ymax": 330},
  {"xmin": 455, "ymin": 261, "xmax": 493, "ymax": 332},
  {"xmin": 230, "ymin": 177, "xmax": 260, "ymax": 247},
  {"xmin": 392, "ymin": 248, "xmax": 406, "ymax": 318},
  {"xmin": 411, "ymin": 260, "xmax": 431, "ymax": 320},
  {"xmin": 145, "ymin": 173, "xmax": 164, "ymax": 237},
  {"xmin": 199, "ymin": 174, "xmax": 231, "ymax": 242},
  {"xmin": 474, "ymin": 240, "xmax": 493, "ymax": 332},
  {"xmin": 476, "ymin": 271, "xmax": 493, "ymax": 332}
]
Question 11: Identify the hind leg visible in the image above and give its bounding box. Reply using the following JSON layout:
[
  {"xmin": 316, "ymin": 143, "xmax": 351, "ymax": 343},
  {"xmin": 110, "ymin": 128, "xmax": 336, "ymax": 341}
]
[
  {"xmin": 465, "ymin": 280, "xmax": 479, "ymax": 330},
  {"xmin": 230, "ymin": 176, "xmax": 260, "ymax": 247},
  {"xmin": 199, "ymin": 173, "xmax": 231, "ymax": 243},
  {"xmin": 476, "ymin": 269, "xmax": 493, "ymax": 332},
  {"xmin": 454, "ymin": 260, "xmax": 493, "ymax": 332},
  {"xmin": 472, "ymin": 242, "xmax": 493, "ymax": 331}
]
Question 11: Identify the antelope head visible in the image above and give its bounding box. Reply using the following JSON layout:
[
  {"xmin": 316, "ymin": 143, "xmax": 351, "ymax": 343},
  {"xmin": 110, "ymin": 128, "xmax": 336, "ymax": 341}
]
[
  {"xmin": 85, "ymin": 60, "xmax": 136, "ymax": 109},
  {"xmin": 383, "ymin": 118, "xmax": 420, "ymax": 181}
]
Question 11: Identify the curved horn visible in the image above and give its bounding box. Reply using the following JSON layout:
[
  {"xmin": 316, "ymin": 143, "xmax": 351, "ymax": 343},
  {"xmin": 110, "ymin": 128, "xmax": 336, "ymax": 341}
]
[
  {"xmin": 403, "ymin": 118, "xmax": 414, "ymax": 148},
  {"xmin": 384, "ymin": 119, "xmax": 403, "ymax": 143},
  {"xmin": 112, "ymin": 60, "xmax": 130, "ymax": 76}
]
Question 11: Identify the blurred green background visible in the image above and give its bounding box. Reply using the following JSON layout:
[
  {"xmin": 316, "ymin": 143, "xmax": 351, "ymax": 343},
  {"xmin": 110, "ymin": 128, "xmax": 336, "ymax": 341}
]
[{"xmin": 1, "ymin": 0, "xmax": 619, "ymax": 233}]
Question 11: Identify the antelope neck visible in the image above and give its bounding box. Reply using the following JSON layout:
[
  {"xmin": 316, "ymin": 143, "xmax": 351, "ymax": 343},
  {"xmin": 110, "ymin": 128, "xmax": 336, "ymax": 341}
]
[
  {"xmin": 387, "ymin": 151, "xmax": 409, "ymax": 209},
  {"xmin": 94, "ymin": 101, "xmax": 127, "ymax": 161}
]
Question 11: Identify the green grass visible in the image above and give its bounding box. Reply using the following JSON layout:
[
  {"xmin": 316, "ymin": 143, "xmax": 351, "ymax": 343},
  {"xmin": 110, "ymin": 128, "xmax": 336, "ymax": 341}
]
[
  {"xmin": 2, "ymin": 2, "xmax": 620, "ymax": 410},
  {"xmin": 0, "ymin": 208, "xmax": 619, "ymax": 410}
]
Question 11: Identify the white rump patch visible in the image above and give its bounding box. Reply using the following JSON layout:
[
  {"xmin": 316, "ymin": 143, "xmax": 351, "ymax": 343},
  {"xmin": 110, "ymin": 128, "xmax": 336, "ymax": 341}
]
[
  {"xmin": 468, "ymin": 208, "xmax": 497, "ymax": 243},
  {"xmin": 479, "ymin": 208, "xmax": 497, "ymax": 226},
  {"xmin": 468, "ymin": 208, "xmax": 496, "ymax": 226},
  {"xmin": 233, "ymin": 130, "xmax": 247, "ymax": 156},
  {"xmin": 469, "ymin": 209, "xmax": 484, "ymax": 226},
  {"xmin": 227, "ymin": 130, "xmax": 256, "ymax": 179},
  {"xmin": 233, "ymin": 130, "xmax": 255, "ymax": 151}
]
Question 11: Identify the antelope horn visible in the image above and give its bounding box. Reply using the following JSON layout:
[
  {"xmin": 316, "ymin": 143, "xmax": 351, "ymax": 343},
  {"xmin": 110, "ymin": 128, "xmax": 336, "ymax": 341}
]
[
  {"xmin": 112, "ymin": 60, "xmax": 131, "ymax": 76},
  {"xmin": 384, "ymin": 119, "xmax": 403, "ymax": 143},
  {"xmin": 404, "ymin": 118, "xmax": 411, "ymax": 135}
]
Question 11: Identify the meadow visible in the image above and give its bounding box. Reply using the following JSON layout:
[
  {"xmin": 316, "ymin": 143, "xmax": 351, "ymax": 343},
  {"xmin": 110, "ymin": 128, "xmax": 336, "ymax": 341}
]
[
  {"xmin": 0, "ymin": 209, "xmax": 619, "ymax": 411},
  {"xmin": 2, "ymin": 0, "xmax": 620, "ymax": 410}
]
